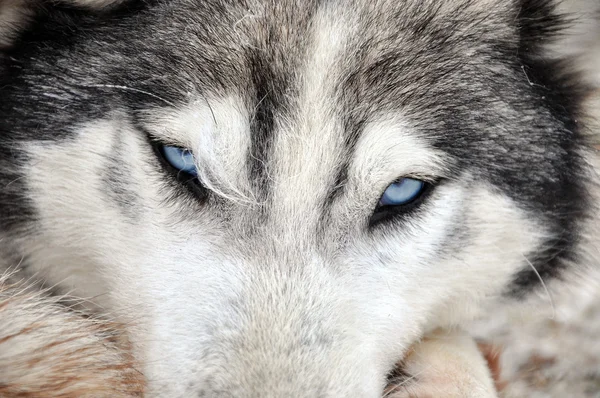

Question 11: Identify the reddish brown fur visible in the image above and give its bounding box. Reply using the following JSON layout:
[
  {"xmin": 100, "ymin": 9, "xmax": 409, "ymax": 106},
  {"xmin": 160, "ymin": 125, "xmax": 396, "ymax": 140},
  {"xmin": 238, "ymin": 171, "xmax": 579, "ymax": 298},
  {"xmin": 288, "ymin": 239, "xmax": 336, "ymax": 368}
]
[{"xmin": 0, "ymin": 278, "xmax": 145, "ymax": 397}]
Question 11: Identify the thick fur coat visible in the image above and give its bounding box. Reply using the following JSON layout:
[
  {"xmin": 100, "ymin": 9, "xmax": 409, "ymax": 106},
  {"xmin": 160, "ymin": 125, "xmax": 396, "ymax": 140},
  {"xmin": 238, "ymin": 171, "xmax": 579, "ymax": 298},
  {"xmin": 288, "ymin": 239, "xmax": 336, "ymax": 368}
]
[{"xmin": 0, "ymin": 0, "xmax": 599, "ymax": 396}]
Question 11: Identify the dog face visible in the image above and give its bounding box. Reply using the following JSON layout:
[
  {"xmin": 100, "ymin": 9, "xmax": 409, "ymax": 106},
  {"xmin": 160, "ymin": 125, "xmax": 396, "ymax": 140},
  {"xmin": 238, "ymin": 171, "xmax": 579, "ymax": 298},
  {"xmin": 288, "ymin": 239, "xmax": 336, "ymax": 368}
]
[{"xmin": 0, "ymin": 0, "xmax": 596, "ymax": 396}]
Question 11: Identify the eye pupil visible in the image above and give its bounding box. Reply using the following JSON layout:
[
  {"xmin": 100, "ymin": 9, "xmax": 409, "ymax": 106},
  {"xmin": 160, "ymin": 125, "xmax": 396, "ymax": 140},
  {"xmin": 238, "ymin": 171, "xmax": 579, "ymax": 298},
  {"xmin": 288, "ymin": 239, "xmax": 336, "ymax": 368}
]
[
  {"xmin": 162, "ymin": 145, "xmax": 198, "ymax": 176},
  {"xmin": 379, "ymin": 178, "xmax": 425, "ymax": 207}
]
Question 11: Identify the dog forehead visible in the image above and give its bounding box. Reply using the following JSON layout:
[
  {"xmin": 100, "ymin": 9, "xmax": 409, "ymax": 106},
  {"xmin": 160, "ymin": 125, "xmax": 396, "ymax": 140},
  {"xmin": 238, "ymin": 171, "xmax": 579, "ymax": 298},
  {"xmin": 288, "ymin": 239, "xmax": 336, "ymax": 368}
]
[
  {"xmin": 133, "ymin": 0, "xmax": 518, "ymax": 150},
  {"xmin": 8, "ymin": 0, "xmax": 520, "ymax": 143},
  {"xmin": 106, "ymin": 0, "xmax": 516, "ymax": 110},
  {"xmin": 109, "ymin": 0, "xmax": 530, "ymax": 201}
]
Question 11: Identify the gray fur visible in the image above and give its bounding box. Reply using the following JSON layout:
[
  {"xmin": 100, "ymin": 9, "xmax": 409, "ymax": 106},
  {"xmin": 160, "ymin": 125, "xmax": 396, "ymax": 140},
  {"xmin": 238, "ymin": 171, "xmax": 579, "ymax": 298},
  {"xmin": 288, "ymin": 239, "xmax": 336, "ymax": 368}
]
[{"xmin": 0, "ymin": 0, "xmax": 599, "ymax": 396}]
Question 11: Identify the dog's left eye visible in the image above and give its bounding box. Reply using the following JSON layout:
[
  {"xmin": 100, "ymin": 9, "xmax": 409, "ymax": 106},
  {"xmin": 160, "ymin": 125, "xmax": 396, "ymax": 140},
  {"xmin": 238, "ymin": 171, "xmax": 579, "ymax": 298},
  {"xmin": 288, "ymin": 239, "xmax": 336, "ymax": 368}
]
[
  {"xmin": 370, "ymin": 177, "xmax": 430, "ymax": 226},
  {"xmin": 162, "ymin": 146, "xmax": 198, "ymax": 176},
  {"xmin": 378, "ymin": 178, "xmax": 425, "ymax": 207}
]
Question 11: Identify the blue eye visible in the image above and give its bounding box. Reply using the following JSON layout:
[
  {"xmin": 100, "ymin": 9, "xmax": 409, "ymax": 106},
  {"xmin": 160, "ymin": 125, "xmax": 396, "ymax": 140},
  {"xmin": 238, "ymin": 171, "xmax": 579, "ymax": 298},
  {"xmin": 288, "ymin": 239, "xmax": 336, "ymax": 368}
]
[
  {"xmin": 162, "ymin": 146, "xmax": 197, "ymax": 176},
  {"xmin": 379, "ymin": 178, "xmax": 425, "ymax": 207}
]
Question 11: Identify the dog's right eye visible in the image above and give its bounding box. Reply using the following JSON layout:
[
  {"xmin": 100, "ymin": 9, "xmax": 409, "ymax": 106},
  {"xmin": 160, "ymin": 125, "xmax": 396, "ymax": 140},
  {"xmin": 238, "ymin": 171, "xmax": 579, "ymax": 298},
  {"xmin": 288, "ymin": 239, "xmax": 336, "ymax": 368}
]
[
  {"xmin": 151, "ymin": 142, "xmax": 207, "ymax": 199},
  {"xmin": 378, "ymin": 178, "xmax": 425, "ymax": 207},
  {"xmin": 162, "ymin": 146, "xmax": 198, "ymax": 176},
  {"xmin": 369, "ymin": 178, "xmax": 432, "ymax": 227}
]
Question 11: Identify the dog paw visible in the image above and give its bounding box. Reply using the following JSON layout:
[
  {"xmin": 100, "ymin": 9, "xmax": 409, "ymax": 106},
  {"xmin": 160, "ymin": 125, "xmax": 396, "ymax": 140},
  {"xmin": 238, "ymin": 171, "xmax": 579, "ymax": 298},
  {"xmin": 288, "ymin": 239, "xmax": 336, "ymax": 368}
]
[{"xmin": 385, "ymin": 329, "xmax": 498, "ymax": 398}]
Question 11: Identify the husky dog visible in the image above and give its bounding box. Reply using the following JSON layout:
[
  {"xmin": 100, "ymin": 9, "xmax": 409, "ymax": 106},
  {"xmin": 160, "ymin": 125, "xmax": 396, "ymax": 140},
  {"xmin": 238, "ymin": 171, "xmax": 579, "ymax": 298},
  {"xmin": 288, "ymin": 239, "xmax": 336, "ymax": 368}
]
[{"xmin": 0, "ymin": 0, "xmax": 598, "ymax": 396}]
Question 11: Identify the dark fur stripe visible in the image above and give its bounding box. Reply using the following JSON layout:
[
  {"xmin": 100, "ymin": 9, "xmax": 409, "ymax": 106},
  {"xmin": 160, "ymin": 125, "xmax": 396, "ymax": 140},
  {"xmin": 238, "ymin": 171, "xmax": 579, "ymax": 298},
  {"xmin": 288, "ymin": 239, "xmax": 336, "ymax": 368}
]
[{"xmin": 506, "ymin": 0, "xmax": 592, "ymax": 296}]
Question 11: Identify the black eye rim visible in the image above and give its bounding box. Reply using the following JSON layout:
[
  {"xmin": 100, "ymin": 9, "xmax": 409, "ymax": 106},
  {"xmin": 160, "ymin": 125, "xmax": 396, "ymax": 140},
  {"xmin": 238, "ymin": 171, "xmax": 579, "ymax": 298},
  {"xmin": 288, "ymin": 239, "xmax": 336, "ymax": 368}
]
[
  {"xmin": 145, "ymin": 133, "xmax": 208, "ymax": 199},
  {"xmin": 369, "ymin": 179, "xmax": 439, "ymax": 228}
]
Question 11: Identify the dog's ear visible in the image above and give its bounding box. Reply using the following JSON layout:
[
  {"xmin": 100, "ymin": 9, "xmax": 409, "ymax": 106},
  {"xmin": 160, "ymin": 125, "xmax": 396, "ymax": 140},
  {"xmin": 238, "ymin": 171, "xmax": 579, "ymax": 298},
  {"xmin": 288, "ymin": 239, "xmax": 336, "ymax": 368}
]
[
  {"xmin": 515, "ymin": 0, "xmax": 599, "ymax": 84},
  {"xmin": 516, "ymin": 0, "xmax": 600, "ymax": 143},
  {"xmin": 0, "ymin": 0, "xmax": 34, "ymax": 48},
  {"xmin": 0, "ymin": 0, "xmax": 126, "ymax": 49},
  {"xmin": 551, "ymin": 0, "xmax": 600, "ymax": 143}
]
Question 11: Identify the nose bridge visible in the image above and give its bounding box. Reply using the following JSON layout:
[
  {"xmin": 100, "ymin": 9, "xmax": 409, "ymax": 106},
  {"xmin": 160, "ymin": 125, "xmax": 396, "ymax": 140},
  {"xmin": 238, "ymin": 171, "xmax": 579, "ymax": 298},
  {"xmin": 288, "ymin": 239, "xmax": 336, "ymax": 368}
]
[
  {"xmin": 262, "ymin": 4, "xmax": 352, "ymax": 236},
  {"xmin": 250, "ymin": 136, "xmax": 339, "ymax": 248},
  {"xmin": 212, "ymin": 257, "xmax": 381, "ymax": 397}
]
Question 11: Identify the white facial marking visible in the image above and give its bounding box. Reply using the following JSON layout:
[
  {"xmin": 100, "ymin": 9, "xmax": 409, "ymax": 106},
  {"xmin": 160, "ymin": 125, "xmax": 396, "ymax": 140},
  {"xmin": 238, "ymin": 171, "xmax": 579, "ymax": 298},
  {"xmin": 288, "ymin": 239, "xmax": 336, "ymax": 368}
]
[
  {"xmin": 267, "ymin": 6, "xmax": 357, "ymax": 233},
  {"xmin": 142, "ymin": 96, "xmax": 255, "ymax": 203}
]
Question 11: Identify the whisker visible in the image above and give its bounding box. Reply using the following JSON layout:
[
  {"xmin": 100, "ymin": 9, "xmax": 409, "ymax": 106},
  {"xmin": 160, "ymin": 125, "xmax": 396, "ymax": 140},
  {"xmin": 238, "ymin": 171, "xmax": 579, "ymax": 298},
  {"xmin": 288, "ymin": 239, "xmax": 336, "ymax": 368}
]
[
  {"xmin": 521, "ymin": 252, "xmax": 557, "ymax": 320},
  {"xmin": 80, "ymin": 84, "xmax": 178, "ymax": 107}
]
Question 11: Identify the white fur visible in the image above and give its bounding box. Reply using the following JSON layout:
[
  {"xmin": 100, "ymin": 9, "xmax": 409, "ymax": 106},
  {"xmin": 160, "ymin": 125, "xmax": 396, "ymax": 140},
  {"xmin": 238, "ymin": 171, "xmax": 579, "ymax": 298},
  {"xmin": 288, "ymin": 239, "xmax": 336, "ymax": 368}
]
[
  {"xmin": 2, "ymin": 0, "xmax": 599, "ymax": 396},
  {"xmin": 16, "ymin": 104, "xmax": 548, "ymax": 397}
]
